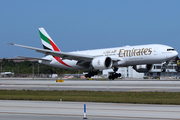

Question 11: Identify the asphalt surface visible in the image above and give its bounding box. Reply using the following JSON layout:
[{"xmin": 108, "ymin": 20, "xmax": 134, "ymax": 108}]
[
  {"xmin": 0, "ymin": 78, "xmax": 180, "ymax": 92},
  {"xmin": 1, "ymin": 78, "xmax": 180, "ymax": 120},
  {"xmin": 1, "ymin": 100, "xmax": 180, "ymax": 120}
]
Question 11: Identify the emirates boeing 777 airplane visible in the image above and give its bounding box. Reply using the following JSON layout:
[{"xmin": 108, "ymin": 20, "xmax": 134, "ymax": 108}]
[{"xmin": 6, "ymin": 28, "xmax": 178, "ymax": 79}]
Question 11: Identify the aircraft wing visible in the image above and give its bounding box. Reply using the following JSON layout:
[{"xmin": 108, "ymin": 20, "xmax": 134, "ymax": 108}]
[
  {"xmin": 16, "ymin": 56, "xmax": 52, "ymax": 61},
  {"xmin": 6, "ymin": 43, "xmax": 94, "ymax": 62}
]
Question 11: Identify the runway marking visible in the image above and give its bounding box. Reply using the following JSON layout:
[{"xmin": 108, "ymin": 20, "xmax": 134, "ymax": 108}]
[
  {"xmin": 99, "ymin": 81, "xmax": 109, "ymax": 83},
  {"xmin": 0, "ymin": 112, "xmax": 178, "ymax": 120}
]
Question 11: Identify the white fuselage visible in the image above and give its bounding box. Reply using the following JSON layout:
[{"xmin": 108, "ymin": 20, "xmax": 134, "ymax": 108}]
[{"xmin": 39, "ymin": 44, "xmax": 178, "ymax": 70}]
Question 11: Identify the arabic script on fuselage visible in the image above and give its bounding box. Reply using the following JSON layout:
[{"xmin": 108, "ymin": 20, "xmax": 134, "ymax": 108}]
[{"xmin": 103, "ymin": 50, "xmax": 117, "ymax": 54}]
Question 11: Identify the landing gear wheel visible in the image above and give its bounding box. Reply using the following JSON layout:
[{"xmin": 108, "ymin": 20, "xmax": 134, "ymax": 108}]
[
  {"xmin": 108, "ymin": 76, "xmax": 111, "ymax": 80},
  {"xmin": 85, "ymin": 74, "xmax": 91, "ymax": 78},
  {"xmin": 85, "ymin": 70, "xmax": 99, "ymax": 78},
  {"xmin": 108, "ymin": 67, "xmax": 121, "ymax": 80},
  {"xmin": 108, "ymin": 75, "xmax": 114, "ymax": 80}
]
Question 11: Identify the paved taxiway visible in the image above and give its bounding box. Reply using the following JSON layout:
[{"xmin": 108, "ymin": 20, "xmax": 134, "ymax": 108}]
[
  {"xmin": 0, "ymin": 100, "xmax": 180, "ymax": 120},
  {"xmin": 0, "ymin": 78, "xmax": 180, "ymax": 92}
]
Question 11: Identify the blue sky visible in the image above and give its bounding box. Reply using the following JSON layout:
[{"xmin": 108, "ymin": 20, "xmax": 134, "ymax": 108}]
[{"xmin": 0, "ymin": 0, "xmax": 180, "ymax": 58}]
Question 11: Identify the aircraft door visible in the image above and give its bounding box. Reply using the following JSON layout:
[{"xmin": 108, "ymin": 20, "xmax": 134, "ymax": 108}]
[{"xmin": 153, "ymin": 47, "xmax": 158, "ymax": 56}]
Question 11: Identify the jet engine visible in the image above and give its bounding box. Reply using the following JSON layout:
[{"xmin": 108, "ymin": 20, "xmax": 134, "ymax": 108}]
[
  {"xmin": 92, "ymin": 57, "xmax": 112, "ymax": 69},
  {"xmin": 133, "ymin": 64, "xmax": 153, "ymax": 73}
]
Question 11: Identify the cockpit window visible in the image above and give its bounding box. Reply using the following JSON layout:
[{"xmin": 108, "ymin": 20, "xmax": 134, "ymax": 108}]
[{"xmin": 167, "ymin": 49, "xmax": 175, "ymax": 51}]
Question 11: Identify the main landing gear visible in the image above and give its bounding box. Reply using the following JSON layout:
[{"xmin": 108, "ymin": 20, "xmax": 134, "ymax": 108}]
[
  {"xmin": 108, "ymin": 67, "xmax": 121, "ymax": 80},
  {"xmin": 161, "ymin": 62, "xmax": 168, "ymax": 72},
  {"xmin": 85, "ymin": 71, "xmax": 98, "ymax": 78}
]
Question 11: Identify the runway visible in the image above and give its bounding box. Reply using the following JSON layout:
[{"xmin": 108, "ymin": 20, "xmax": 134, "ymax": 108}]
[
  {"xmin": 0, "ymin": 79, "xmax": 180, "ymax": 92},
  {"xmin": 0, "ymin": 78, "xmax": 180, "ymax": 92},
  {"xmin": 0, "ymin": 100, "xmax": 180, "ymax": 120},
  {"xmin": 1, "ymin": 79, "xmax": 180, "ymax": 120}
]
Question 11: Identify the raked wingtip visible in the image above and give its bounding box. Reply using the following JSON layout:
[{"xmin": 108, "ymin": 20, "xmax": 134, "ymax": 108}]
[{"xmin": 5, "ymin": 43, "xmax": 14, "ymax": 45}]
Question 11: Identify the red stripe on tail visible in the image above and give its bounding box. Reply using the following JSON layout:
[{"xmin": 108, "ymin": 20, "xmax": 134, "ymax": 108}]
[{"xmin": 49, "ymin": 39, "xmax": 71, "ymax": 67}]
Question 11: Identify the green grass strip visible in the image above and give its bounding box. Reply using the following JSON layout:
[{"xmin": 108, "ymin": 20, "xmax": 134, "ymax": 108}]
[{"xmin": 0, "ymin": 90, "xmax": 180, "ymax": 105}]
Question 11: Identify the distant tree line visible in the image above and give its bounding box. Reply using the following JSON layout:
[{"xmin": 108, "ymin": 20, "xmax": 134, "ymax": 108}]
[{"xmin": 0, "ymin": 58, "xmax": 87, "ymax": 75}]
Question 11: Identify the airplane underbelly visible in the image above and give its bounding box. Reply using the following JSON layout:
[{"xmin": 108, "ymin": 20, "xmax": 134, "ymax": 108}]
[
  {"xmin": 40, "ymin": 60, "xmax": 86, "ymax": 70},
  {"xmin": 127, "ymin": 57, "xmax": 145, "ymax": 65},
  {"xmin": 124, "ymin": 55, "xmax": 162, "ymax": 66}
]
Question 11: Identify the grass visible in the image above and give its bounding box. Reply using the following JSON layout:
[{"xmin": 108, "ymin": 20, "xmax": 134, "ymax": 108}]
[{"xmin": 0, "ymin": 90, "xmax": 180, "ymax": 105}]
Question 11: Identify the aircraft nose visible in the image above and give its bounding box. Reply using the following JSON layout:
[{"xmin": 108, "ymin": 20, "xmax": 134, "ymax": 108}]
[
  {"xmin": 166, "ymin": 50, "xmax": 178, "ymax": 60},
  {"xmin": 175, "ymin": 51, "xmax": 178, "ymax": 57},
  {"xmin": 171, "ymin": 50, "xmax": 179, "ymax": 60}
]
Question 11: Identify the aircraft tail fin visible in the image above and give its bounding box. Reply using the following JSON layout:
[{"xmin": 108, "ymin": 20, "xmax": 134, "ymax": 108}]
[{"xmin": 38, "ymin": 28, "xmax": 61, "ymax": 52}]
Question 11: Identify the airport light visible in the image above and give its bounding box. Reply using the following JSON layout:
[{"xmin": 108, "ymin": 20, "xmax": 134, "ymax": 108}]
[{"xmin": 83, "ymin": 104, "xmax": 87, "ymax": 119}]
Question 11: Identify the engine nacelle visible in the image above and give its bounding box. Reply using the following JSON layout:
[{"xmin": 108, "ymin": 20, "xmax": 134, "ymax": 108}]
[
  {"xmin": 133, "ymin": 64, "xmax": 153, "ymax": 73},
  {"xmin": 92, "ymin": 57, "xmax": 112, "ymax": 69}
]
